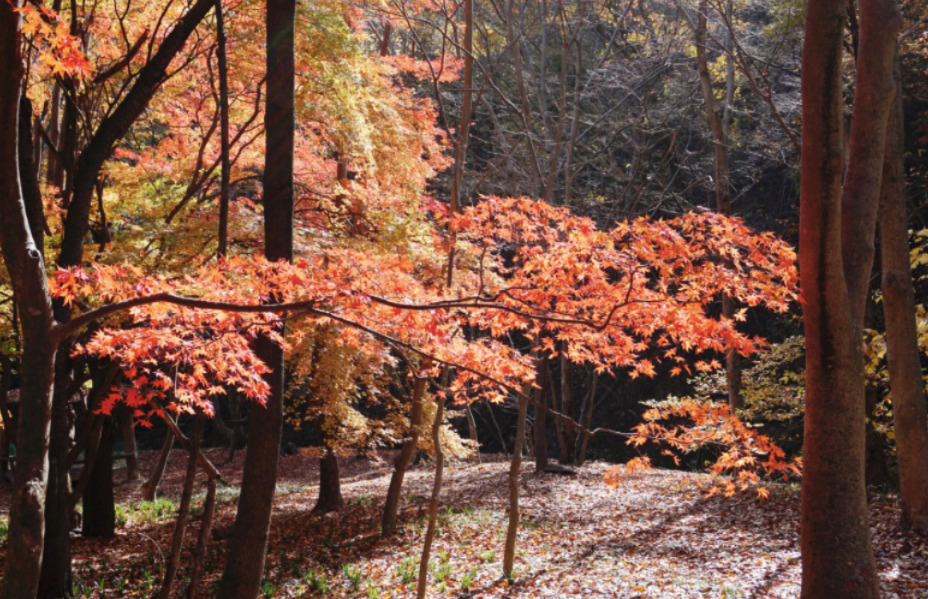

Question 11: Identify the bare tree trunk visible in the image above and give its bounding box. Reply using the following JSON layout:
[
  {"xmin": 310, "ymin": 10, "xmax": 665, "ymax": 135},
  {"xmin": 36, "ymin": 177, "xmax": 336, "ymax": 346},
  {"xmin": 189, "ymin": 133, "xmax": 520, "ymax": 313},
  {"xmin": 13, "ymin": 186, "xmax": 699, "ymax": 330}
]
[
  {"xmin": 382, "ymin": 373, "xmax": 427, "ymax": 536},
  {"xmin": 798, "ymin": 0, "xmax": 899, "ymax": 596},
  {"xmin": 532, "ymin": 359, "xmax": 548, "ymax": 472},
  {"xmin": 215, "ymin": 0, "xmax": 231, "ymax": 257},
  {"xmin": 878, "ymin": 54, "xmax": 928, "ymax": 532},
  {"xmin": 117, "ymin": 404, "xmax": 140, "ymax": 481},
  {"xmin": 502, "ymin": 393, "xmax": 528, "ymax": 579},
  {"xmin": 557, "ymin": 355, "xmax": 574, "ymax": 464},
  {"xmin": 694, "ymin": 0, "xmax": 742, "ymax": 409},
  {"xmin": 313, "ymin": 446, "xmax": 344, "ymax": 513},
  {"xmin": 415, "ymin": 398, "xmax": 445, "ymax": 599},
  {"xmin": 143, "ymin": 430, "xmax": 174, "ymax": 501},
  {"xmin": 575, "ymin": 374, "xmax": 598, "ymax": 465},
  {"xmin": 186, "ymin": 475, "xmax": 218, "ymax": 599},
  {"xmin": 156, "ymin": 415, "xmax": 203, "ymax": 599},
  {"xmin": 80, "ymin": 417, "xmax": 116, "ymax": 538}
]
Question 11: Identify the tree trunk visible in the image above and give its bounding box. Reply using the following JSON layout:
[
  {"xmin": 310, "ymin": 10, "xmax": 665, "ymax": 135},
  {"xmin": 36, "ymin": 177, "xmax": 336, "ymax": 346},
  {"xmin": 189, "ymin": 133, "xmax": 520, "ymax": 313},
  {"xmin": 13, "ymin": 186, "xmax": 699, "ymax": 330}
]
[
  {"xmin": 56, "ymin": 0, "xmax": 217, "ymax": 268},
  {"xmin": 798, "ymin": 0, "xmax": 899, "ymax": 596},
  {"xmin": 80, "ymin": 418, "xmax": 116, "ymax": 538},
  {"xmin": 694, "ymin": 0, "xmax": 742, "ymax": 408},
  {"xmin": 0, "ymin": 5, "xmax": 60, "ymax": 596},
  {"xmin": 37, "ymin": 353, "xmax": 76, "ymax": 598},
  {"xmin": 557, "ymin": 355, "xmax": 574, "ymax": 464},
  {"xmin": 156, "ymin": 415, "xmax": 203, "ymax": 599},
  {"xmin": 217, "ymin": 0, "xmax": 294, "ymax": 592},
  {"xmin": 215, "ymin": 0, "xmax": 231, "ymax": 257},
  {"xmin": 186, "ymin": 475, "xmax": 217, "ymax": 599},
  {"xmin": 382, "ymin": 373, "xmax": 427, "ymax": 536},
  {"xmin": 415, "ymin": 398, "xmax": 445, "ymax": 599},
  {"xmin": 312, "ymin": 447, "xmax": 343, "ymax": 513},
  {"xmin": 502, "ymin": 393, "xmax": 528, "ymax": 579},
  {"xmin": 142, "ymin": 430, "xmax": 175, "ymax": 501},
  {"xmin": 878, "ymin": 54, "xmax": 928, "ymax": 532},
  {"xmin": 532, "ymin": 361, "xmax": 548, "ymax": 472},
  {"xmin": 117, "ymin": 404, "xmax": 141, "ymax": 481}
]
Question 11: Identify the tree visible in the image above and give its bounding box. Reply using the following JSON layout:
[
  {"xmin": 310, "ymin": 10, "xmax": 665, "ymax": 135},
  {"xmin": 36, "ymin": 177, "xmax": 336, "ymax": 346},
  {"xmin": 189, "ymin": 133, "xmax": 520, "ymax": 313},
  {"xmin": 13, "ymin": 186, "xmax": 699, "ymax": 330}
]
[
  {"xmin": 798, "ymin": 0, "xmax": 901, "ymax": 596},
  {"xmin": 216, "ymin": 0, "xmax": 294, "ymax": 594}
]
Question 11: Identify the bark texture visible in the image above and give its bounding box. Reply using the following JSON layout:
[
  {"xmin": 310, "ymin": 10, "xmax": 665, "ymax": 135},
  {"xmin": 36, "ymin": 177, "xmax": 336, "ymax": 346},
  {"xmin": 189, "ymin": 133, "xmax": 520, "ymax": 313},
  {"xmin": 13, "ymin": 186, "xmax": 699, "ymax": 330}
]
[
  {"xmin": 798, "ymin": 0, "xmax": 899, "ymax": 596},
  {"xmin": 0, "ymin": 4, "xmax": 60, "ymax": 597},
  {"xmin": 878, "ymin": 55, "xmax": 928, "ymax": 532}
]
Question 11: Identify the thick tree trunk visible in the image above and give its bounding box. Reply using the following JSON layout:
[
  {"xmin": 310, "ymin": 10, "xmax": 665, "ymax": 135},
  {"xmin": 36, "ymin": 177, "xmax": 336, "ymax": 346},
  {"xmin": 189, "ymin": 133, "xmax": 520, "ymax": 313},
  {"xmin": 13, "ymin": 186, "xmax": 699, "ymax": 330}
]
[
  {"xmin": 878, "ymin": 55, "xmax": 928, "ymax": 532},
  {"xmin": 312, "ymin": 447, "xmax": 344, "ymax": 513},
  {"xmin": 502, "ymin": 393, "xmax": 528, "ymax": 578},
  {"xmin": 80, "ymin": 418, "xmax": 116, "ymax": 538},
  {"xmin": 217, "ymin": 0, "xmax": 294, "ymax": 593},
  {"xmin": 56, "ymin": 0, "xmax": 217, "ymax": 267},
  {"xmin": 0, "ymin": 5, "xmax": 60, "ymax": 597},
  {"xmin": 798, "ymin": 0, "xmax": 899, "ymax": 596},
  {"xmin": 37, "ymin": 353, "xmax": 76, "ymax": 598},
  {"xmin": 382, "ymin": 373, "xmax": 427, "ymax": 536}
]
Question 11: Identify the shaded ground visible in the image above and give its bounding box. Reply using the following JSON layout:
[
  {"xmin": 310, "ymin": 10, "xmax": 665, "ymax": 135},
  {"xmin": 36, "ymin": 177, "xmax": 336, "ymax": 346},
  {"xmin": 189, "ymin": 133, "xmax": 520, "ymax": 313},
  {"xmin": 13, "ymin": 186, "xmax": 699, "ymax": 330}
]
[{"xmin": 1, "ymin": 450, "xmax": 927, "ymax": 598}]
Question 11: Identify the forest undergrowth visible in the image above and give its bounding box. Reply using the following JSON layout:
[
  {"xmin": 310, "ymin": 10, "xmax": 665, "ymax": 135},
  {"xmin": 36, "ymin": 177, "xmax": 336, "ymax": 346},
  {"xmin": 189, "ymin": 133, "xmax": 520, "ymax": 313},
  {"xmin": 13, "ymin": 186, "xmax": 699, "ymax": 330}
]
[{"xmin": 1, "ymin": 450, "xmax": 925, "ymax": 598}]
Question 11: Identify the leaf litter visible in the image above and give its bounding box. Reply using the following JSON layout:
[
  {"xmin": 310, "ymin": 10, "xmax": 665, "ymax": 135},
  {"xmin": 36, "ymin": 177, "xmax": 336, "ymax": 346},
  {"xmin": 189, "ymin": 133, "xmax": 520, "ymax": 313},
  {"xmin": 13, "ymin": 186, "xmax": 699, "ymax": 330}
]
[{"xmin": 1, "ymin": 450, "xmax": 925, "ymax": 598}]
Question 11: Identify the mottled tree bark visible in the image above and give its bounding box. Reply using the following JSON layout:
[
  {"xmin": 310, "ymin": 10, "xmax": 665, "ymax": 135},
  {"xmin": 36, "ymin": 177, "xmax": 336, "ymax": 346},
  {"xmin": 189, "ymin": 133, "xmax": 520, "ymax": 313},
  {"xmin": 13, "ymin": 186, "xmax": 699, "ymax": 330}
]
[
  {"xmin": 798, "ymin": 0, "xmax": 899, "ymax": 596},
  {"xmin": 878, "ymin": 55, "xmax": 928, "ymax": 532}
]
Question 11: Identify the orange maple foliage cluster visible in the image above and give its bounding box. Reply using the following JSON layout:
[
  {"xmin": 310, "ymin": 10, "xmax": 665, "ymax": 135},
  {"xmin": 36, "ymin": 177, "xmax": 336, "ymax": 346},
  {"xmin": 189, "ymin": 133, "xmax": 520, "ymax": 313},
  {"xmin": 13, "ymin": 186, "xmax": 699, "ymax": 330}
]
[
  {"xmin": 16, "ymin": 3, "xmax": 94, "ymax": 79},
  {"xmin": 51, "ymin": 198, "xmax": 798, "ymax": 436},
  {"xmin": 606, "ymin": 399, "xmax": 803, "ymax": 499}
]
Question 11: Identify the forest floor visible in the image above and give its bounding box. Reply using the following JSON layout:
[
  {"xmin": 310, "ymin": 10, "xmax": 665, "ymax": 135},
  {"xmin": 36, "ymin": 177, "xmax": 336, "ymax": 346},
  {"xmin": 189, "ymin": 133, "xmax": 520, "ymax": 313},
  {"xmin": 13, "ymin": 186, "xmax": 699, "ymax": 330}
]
[{"xmin": 1, "ymin": 449, "xmax": 927, "ymax": 598}]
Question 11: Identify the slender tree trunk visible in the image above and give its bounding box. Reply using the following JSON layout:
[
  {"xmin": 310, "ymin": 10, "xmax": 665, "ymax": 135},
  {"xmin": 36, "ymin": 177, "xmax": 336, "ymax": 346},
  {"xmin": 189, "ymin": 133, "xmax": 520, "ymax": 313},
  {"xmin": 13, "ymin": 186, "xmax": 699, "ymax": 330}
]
[
  {"xmin": 217, "ymin": 0, "xmax": 294, "ymax": 592},
  {"xmin": 575, "ymin": 374, "xmax": 598, "ymax": 465},
  {"xmin": 798, "ymin": 0, "xmax": 899, "ymax": 596},
  {"xmin": 502, "ymin": 393, "xmax": 528, "ymax": 579},
  {"xmin": 415, "ymin": 398, "xmax": 445, "ymax": 599},
  {"xmin": 533, "ymin": 359, "xmax": 548, "ymax": 472},
  {"xmin": 382, "ymin": 373, "xmax": 427, "ymax": 536},
  {"xmin": 0, "ymin": 5, "xmax": 60, "ymax": 596},
  {"xmin": 186, "ymin": 475, "xmax": 218, "ymax": 599},
  {"xmin": 142, "ymin": 430, "xmax": 175, "ymax": 501},
  {"xmin": 313, "ymin": 446, "xmax": 344, "ymax": 513},
  {"xmin": 557, "ymin": 355, "xmax": 574, "ymax": 464},
  {"xmin": 215, "ymin": 0, "xmax": 231, "ymax": 257},
  {"xmin": 117, "ymin": 404, "xmax": 140, "ymax": 481},
  {"xmin": 878, "ymin": 55, "xmax": 928, "ymax": 532},
  {"xmin": 694, "ymin": 0, "xmax": 742, "ymax": 408},
  {"xmin": 156, "ymin": 415, "xmax": 203, "ymax": 599}
]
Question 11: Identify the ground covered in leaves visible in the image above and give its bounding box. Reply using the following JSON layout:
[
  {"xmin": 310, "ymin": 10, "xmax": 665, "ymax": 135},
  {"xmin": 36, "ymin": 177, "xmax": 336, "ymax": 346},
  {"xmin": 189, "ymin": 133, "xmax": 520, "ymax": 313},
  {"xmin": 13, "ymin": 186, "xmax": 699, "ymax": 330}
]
[{"xmin": 2, "ymin": 449, "xmax": 927, "ymax": 598}]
